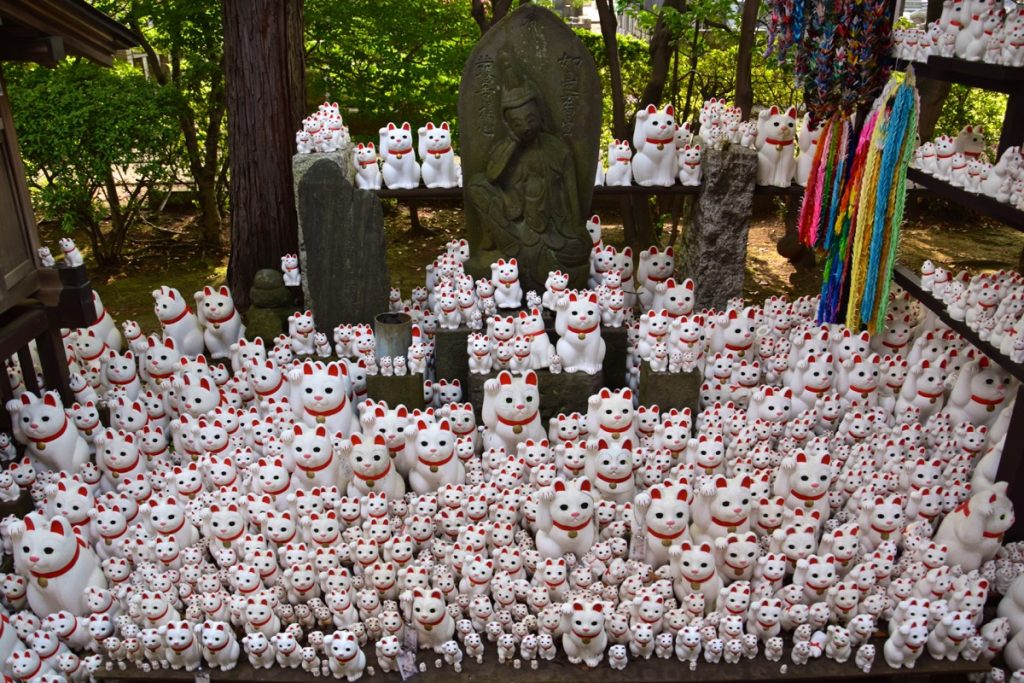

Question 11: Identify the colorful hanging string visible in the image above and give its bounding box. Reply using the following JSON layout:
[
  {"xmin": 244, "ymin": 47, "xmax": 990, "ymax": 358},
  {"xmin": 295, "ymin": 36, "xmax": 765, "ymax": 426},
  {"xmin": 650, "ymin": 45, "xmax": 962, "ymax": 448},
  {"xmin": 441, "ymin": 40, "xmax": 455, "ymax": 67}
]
[
  {"xmin": 798, "ymin": 70, "xmax": 919, "ymax": 333},
  {"xmin": 766, "ymin": 0, "xmax": 892, "ymax": 121}
]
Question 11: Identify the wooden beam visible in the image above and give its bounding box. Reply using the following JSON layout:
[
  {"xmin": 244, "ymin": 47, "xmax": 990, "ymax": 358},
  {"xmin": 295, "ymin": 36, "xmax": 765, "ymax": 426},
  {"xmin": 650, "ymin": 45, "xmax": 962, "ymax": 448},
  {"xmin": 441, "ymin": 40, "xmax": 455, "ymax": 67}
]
[
  {"xmin": 0, "ymin": 0, "xmax": 137, "ymax": 66},
  {"xmin": 0, "ymin": 35, "xmax": 63, "ymax": 65}
]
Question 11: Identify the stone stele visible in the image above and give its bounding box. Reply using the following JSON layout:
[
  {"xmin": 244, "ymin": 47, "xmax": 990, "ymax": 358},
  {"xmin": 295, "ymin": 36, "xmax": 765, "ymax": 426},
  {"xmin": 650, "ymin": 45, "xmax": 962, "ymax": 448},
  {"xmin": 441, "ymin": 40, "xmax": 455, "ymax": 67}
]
[
  {"xmin": 293, "ymin": 149, "xmax": 390, "ymax": 330},
  {"xmin": 458, "ymin": 4, "xmax": 601, "ymax": 295},
  {"xmin": 678, "ymin": 146, "xmax": 757, "ymax": 312}
]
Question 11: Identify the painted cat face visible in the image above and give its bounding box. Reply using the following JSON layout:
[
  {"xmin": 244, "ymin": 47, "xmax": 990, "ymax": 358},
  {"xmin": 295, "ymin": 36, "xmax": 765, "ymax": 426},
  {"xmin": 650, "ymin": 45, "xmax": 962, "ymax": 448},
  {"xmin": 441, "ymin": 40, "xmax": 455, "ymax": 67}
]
[
  {"xmin": 383, "ymin": 122, "xmax": 413, "ymax": 152},
  {"xmin": 547, "ymin": 478, "xmax": 594, "ymax": 528},
  {"xmin": 419, "ymin": 121, "xmax": 452, "ymax": 152}
]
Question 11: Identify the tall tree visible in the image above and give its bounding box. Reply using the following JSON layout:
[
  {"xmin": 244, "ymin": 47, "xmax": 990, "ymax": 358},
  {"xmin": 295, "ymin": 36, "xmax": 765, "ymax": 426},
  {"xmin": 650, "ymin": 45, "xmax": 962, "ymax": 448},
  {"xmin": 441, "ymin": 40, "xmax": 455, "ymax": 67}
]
[
  {"xmin": 115, "ymin": 0, "xmax": 227, "ymax": 249},
  {"xmin": 594, "ymin": 0, "xmax": 627, "ymax": 140},
  {"xmin": 222, "ymin": 0, "xmax": 305, "ymax": 308},
  {"xmin": 734, "ymin": 0, "xmax": 759, "ymax": 118},
  {"xmin": 917, "ymin": 0, "xmax": 952, "ymax": 141},
  {"xmin": 470, "ymin": 0, "xmax": 515, "ymax": 34}
]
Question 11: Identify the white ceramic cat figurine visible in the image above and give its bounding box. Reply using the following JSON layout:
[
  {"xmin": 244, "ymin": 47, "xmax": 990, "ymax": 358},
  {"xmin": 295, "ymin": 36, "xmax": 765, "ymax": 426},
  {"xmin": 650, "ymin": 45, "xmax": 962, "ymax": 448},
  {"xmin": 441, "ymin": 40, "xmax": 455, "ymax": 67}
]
[
  {"xmin": 481, "ymin": 370, "xmax": 545, "ymax": 454},
  {"xmin": 12, "ymin": 512, "xmax": 106, "ymax": 616},
  {"xmin": 152, "ymin": 286, "xmax": 204, "ymax": 357},
  {"xmin": 755, "ymin": 106, "xmax": 797, "ymax": 187},
  {"xmin": 535, "ymin": 478, "xmax": 598, "ymax": 559},
  {"xmin": 281, "ymin": 254, "xmax": 301, "ymax": 286},
  {"xmin": 195, "ymin": 286, "xmax": 245, "ymax": 360},
  {"xmin": 353, "ymin": 143, "xmax": 382, "ymax": 190},
  {"xmin": 605, "ymin": 140, "xmax": 633, "ymax": 186},
  {"xmin": 555, "ymin": 291, "xmax": 605, "ymax": 374},
  {"xmin": 633, "ymin": 105, "xmax": 678, "ymax": 186},
  {"xmin": 7, "ymin": 390, "xmax": 90, "ymax": 473},
  {"xmin": 59, "ymin": 238, "xmax": 84, "ymax": 267},
  {"xmin": 418, "ymin": 121, "xmax": 459, "ymax": 189},
  {"xmin": 796, "ymin": 114, "xmax": 823, "ymax": 186},
  {"xmin": 677, "ymin": 144, "xmax": 702, "ymax": 186},
  {"xmin": 491, "ymin": 259, "xmax": 523, "ymax": 309},
  {"xmin": 378, "ymin": 122, "xmax": 420, "ymax": 189}
]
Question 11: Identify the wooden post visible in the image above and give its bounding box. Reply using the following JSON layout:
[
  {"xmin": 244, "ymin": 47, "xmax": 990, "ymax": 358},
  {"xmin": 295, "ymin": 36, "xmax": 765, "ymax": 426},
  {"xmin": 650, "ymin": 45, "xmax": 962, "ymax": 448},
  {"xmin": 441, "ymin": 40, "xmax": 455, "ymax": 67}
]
[{"xmin": 223, "ymin": 0, "xmax": 305, "ymax": 309}]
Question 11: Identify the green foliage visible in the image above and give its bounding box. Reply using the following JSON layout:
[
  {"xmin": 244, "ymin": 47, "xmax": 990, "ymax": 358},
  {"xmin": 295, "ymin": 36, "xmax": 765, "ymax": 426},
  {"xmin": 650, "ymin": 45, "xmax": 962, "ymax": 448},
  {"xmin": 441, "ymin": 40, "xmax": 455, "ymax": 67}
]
[
  {"xmin": 304, "ymin": 0, "xmax": 479, "ymax": 142},
  {"xmin": 8, "ymin": 61, "xmax": 180, "ymax": 264},
  {"xmin": 934, "ymin": 85, "xmax": 1007, "ymax": 157}
]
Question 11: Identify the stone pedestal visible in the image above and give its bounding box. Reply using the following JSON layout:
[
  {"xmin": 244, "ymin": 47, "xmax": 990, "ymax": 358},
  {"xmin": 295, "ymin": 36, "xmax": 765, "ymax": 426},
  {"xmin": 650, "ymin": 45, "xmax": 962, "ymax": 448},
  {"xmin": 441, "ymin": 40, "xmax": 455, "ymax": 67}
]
[
  {"xmin": 294, "ymin": 151, "xmax": 390, "ymax": 331},
  {"xmin": 245, "ymin": 268, "xmax": 295, "ymax": 341},
  {"xmin": 678, "ymin": 146, "xmax": 757, "ymax": 312},
  {"xmin": 366, "ymin": 374, "xmax": 426, "ymax": 410},
  {"xmin": 639, "ymin": 362, "xmax": 700, "ymax": 415},
  {"xmin": 433, "ymin": 326, "xmax": 471, "ymax": 387},
  {"xmin": 467, "ymin": 369, "xmax": 604, "ymax": 422},
  {"xmin": 602, "ymin": 326, "xmax": 628, "ymax": 390}
]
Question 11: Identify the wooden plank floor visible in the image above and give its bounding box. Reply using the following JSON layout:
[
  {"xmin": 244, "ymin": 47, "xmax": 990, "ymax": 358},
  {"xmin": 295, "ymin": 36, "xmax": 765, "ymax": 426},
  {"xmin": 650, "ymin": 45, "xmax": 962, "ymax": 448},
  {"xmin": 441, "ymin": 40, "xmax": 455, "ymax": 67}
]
[{"xmin": 93, "ymin": 639, "xmax": 988, "ymax": 683}]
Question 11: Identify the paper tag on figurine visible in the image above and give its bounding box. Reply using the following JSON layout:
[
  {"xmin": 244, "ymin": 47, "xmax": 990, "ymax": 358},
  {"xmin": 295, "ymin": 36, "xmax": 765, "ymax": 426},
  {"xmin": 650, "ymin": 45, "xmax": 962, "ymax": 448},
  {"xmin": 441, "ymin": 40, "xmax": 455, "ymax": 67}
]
[
  {"xmin": 194, "ymin": 670, "xmax": 210, "ymax": 683},
  {"xmin": 398, "ymin": 651, "xmax": 418, "ymax": 680},
  {"xmin": 403, "ymin": 627, "xmax": 418, "ymax": 653},
  {"xmin": 629, "ymin": 530, "xmax": 647, "ymax": 561}
]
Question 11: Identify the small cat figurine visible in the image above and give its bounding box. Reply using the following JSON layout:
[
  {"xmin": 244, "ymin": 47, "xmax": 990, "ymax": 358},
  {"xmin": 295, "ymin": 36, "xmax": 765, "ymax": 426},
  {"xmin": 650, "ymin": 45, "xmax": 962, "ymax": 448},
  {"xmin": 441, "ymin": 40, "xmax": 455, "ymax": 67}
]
[
  {"xmin": 605, "ymin": 140, "xmax": 633, "ymax": 186},
  {"xmin": 353, "ymin": 143, "xmax": 382, "ymax": 190},
  {"xmin": 418, "ymin": 122, "xmax": 459, "ymax": 189},
  {"xmin": 677, "ymin": 144, "xmax": 702, "ymax": 186},
  {"xmin": 378, "ymin": 122, "xmax": 420, "ymax": 189}
]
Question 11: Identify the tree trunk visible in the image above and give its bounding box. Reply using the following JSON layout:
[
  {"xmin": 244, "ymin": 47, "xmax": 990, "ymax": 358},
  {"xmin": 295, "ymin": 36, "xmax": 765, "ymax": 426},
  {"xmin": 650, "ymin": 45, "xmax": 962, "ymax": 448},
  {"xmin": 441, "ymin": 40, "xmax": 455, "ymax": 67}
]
[
  {"xmin": 638, "ymin": 0, "xmax": 686, "ymax": 110},
  {"xmin": 917, "ymin": 0, "xmax": 951, "ymax": 141},
  {"xmin": 222, "ymin": 0, "xmax": 305, "ymax": 308},
  {"xmin": 195, "ymin": 174, "xmax": 223, "ymax": 247},
  {"xmin": 594, "ymin": 0, "xmax": 627, "ymax": 139},
  {"xmin": 734, "ymin": 0, "xmax": 759, "ymax": 119},
  {"xmin": 471, "ymin": 0, "xmax": 514, "ymax": 35},
  {"xmin": 681, "ymin": 22, "xmax": 701, "ymax": 122},
  {"xmin": 127, "ymin": 15, "xmax": 226, "ymax": 251}
]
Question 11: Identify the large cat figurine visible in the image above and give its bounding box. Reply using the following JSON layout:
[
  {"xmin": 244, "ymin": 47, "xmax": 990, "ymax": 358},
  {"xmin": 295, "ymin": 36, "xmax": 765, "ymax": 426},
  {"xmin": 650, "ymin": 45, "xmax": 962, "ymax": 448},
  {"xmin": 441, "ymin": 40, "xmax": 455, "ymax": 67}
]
[
  {"xmin": 632, "ymin": 104, "xmax": 678, "ymax": 187},
  {"xmin": 418, "ymin": 122, "xmax": 459, "ymax": 189},
  {"xmin": 481, "ymin": 370, "xmax": 545, "ymax": 454},
  {"xmin": 379, "ymin": 122, "xmax": 420, "ymax": 189}
]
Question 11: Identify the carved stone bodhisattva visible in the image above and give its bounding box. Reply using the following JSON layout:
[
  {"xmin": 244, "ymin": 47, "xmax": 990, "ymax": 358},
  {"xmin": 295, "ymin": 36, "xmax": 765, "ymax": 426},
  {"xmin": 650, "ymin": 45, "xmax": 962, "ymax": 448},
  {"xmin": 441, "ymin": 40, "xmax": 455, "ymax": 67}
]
[{"xmin": 459, "ymin": 5, "xmax": 601, "ymax": 294}]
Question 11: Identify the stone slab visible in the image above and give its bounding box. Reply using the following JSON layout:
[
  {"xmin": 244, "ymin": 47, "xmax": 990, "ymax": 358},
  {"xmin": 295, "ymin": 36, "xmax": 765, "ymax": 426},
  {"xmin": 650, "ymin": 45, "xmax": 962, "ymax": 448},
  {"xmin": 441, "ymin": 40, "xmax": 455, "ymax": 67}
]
[
  {"xmin": 638, "ymin": 362, "xmax": 701, "ymax": 415},
  {"xmin": 602, "ymin": 326, "xmax": 628, "ymax": 390},
  {"xmin": 678, "ymin": 146, "xmax": 757, "ymax": 312},
  {"xmin": 294, "ymin": 151, "xmax": 390, "ymax": 330},
  {"xmin": 366, "ymin": 374, "xmax": 426, "ymax": 411},
  {"xmin": 458, "ymin": 4, "xmax": 601, "ymax": 293},
  {"xmin": 467, "ymin": 369, "xmax": 604, "ymax": 423},
  {"xmin": 433, "ymin": 326, "xmax": 471, "ymax": 387}
]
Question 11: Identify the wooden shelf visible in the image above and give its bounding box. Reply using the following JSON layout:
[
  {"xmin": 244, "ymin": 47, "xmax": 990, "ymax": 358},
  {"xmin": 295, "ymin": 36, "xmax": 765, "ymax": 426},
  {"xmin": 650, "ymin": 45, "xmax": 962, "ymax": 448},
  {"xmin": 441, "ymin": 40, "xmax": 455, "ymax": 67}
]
[
  {"xmin": 890, "ymin": 55, "xmax": 1024, "ymax": 94},
  {"xmin": 893, "ymin": 265, "xmax": 1024, "ymax": 383},
  {"xmin": 92, "ymin": 638, "xmax": 986, "ymax": 683},
  {"xmin": 907, "ymin": 168, "xmax": 1024, "ymax": 232},
  {"xmin": 374, "ymin": 184, "xmax": 803, "ymax": 200}
]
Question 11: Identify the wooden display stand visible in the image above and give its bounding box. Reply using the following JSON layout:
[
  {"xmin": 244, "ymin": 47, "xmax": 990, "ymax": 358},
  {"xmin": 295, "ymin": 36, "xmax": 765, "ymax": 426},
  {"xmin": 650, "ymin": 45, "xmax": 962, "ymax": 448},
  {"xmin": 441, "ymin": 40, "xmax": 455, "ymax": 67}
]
[
  {"xmin": 92, "ymin": 639, "xmax": 986, "ymax": 683},
  {"xmin": 889, "ymin": 53, "xmax": 1024, "ymax": 541}
]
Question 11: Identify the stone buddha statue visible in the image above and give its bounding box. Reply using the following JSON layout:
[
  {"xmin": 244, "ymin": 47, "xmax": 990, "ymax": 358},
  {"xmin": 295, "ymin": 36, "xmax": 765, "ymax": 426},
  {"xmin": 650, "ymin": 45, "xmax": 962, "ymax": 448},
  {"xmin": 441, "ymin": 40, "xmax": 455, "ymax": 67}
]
[{"xmin": 465, "ymin": 81, "xmax": 592, "ymax": 294}]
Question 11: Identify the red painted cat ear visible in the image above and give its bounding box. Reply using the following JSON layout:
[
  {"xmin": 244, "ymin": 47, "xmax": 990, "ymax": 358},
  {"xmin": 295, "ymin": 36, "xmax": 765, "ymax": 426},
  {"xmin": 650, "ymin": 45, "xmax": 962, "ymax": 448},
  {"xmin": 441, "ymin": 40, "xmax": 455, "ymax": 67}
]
[{"xmin": 645, "ymin": 104, "xmax": 657, "ymax": 114}]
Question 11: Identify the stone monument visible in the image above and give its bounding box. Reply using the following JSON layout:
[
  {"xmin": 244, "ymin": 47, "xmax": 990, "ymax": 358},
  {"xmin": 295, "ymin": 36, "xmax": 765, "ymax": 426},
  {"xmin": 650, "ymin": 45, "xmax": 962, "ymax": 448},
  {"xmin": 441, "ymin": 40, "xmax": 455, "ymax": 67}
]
[
  {"xmin": 458, "ymin": 4, "xmax": 601, "ymax": 295},
  {"xmin": 678, "ymin": 146, "xmax": 758, "ymax": 312},
  {"xmin": 293, "ymin": 149, "xmax": 391, "ymax": 331}
]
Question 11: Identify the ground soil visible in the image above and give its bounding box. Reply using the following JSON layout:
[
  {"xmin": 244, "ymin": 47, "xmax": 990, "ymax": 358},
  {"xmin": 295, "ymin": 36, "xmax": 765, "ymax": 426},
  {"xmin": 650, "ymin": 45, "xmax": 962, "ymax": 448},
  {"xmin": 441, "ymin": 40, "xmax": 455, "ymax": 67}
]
[{"xmin": 43, "ymin": 190, "xmax": 1024, "ymax": 329}]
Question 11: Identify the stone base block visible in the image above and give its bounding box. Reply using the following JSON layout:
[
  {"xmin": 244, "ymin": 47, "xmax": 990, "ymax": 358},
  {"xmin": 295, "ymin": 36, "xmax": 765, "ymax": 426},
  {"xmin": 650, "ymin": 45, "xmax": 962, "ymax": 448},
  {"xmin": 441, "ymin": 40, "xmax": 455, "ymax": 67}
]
[
  {"xmin": 639, "ymin": 362, "xmax": 701, "ymax": 415},
  {"xmin": 467, "ymin": 369, "xmax": 604, "ymax": 423},
  {"xmin": 602, "ymin": 326, "xmax": 628, "ymax": 390},
  {"xmin": 433, "ymin": 326, "xmax": 471, "ymax": 386},
  {"xmin": 366, "ymin": 374, "xmax": 426, "ymax": 411}
]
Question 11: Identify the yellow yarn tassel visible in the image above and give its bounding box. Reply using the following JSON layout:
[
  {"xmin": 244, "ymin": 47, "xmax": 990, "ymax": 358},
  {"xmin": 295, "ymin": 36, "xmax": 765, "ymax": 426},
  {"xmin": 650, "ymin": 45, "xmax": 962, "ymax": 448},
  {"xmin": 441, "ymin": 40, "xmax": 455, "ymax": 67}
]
[{"xmin": 845, "ymin": 117, "xmax": 885, "ymax": 329}]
